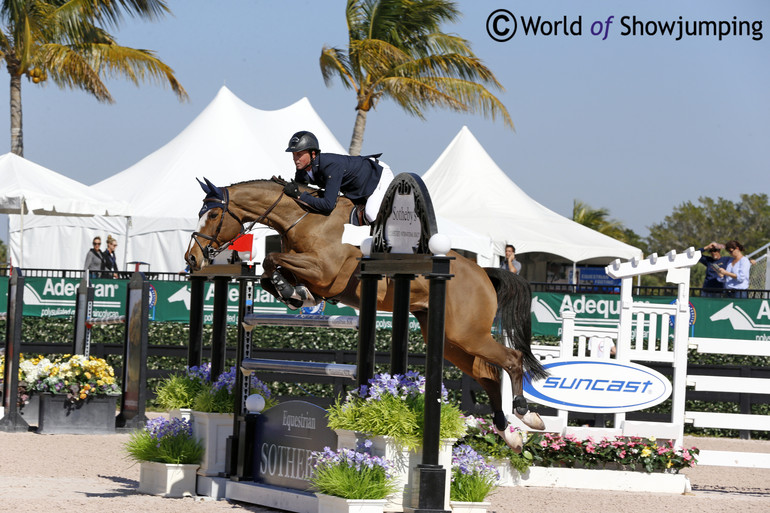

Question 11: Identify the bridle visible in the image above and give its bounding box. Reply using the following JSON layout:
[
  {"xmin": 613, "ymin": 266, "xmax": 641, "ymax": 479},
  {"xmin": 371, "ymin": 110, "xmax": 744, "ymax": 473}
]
[{"xmin": 189, "ymin": 180, "xmax": 310, "ymax": 264}]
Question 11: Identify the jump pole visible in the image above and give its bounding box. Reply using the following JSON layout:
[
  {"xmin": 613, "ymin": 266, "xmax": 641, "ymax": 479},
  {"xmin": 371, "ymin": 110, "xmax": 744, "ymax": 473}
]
[{"xmin": 242, "ymin": 313, "xmax": 359, "ymax": 330}]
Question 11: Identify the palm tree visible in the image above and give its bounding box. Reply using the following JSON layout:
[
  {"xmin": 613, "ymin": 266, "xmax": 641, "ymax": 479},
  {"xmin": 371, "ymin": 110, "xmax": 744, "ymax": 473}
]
[
  {"xmin": 0, "ymin": 0, "xmax": 187, "ymax": 156},
  {"xmin": 572, "ymin": 199, "xmax": 627, "ymax": 241},
  {"xmin": 321, "ymin": 0, "xmax": 512, "ymax": 155}
]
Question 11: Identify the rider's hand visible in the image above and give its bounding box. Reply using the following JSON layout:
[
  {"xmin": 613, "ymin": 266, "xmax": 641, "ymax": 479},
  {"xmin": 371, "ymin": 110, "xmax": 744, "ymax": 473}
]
[{"xmin": 284, "ymin": 181, "xmax": 301, "ymax": 199}]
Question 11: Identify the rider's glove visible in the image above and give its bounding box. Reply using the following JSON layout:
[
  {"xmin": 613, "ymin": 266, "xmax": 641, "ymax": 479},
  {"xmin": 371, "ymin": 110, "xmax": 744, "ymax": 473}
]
[{"xmin": 284, "ymin": 181, "xmax": 301, "ymax": 199}]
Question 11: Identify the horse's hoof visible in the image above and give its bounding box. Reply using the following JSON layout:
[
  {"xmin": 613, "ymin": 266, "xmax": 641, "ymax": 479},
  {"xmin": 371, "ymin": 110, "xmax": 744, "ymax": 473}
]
[
  {"xmin": 494, "ymin": 426, "xmax": 523, "ymax": 453},
  {"xmin": 515, "ymin": 411, "xmax": 546, "ymax": 431}
]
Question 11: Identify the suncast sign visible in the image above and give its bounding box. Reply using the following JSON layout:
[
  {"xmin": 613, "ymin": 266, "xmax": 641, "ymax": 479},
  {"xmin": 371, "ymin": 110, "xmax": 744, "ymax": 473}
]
[{"xmin": 524, "ymin": 359, "xmax": 672, "ymax": 413}]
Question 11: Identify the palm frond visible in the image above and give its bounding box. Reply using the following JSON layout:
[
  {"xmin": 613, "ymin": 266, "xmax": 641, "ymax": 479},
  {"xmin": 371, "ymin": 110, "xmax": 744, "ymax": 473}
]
[
  {"xmin": 39, "ymin": 42, "xmax": 112, "ymax": 101},
  {"xmin": 378, "ymin": 75, "xmax": 466, "ymax": 118},
  {"xmin": 320, "ymin": 46, "xmax": 358, "ymax": 91},
  {"xmin": 86, "ymin": 43, "xmax": 187, "ymax": 100}
]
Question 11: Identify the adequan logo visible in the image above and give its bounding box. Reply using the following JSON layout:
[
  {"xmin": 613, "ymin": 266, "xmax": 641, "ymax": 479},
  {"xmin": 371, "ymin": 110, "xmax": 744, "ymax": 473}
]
[{"xmin": 524, "ymin": 358, "xmax": 672, "ymax": 413}]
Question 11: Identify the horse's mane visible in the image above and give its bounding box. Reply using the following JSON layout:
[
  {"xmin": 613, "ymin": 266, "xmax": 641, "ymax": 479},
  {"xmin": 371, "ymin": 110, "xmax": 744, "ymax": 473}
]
[
  {"xmin": 228, "ymin": 178, "xmax": 279, "ymax": 188},
  {"xmin": 225, "ymin": 178, "xmax": 354, "ymax": 215}
]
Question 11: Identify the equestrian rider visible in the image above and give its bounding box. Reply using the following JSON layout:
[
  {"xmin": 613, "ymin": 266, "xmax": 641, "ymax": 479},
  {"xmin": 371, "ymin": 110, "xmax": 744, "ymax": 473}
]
[{"xmin": 269, "ymin": 130, "xmax": 395, "ymax": 309}]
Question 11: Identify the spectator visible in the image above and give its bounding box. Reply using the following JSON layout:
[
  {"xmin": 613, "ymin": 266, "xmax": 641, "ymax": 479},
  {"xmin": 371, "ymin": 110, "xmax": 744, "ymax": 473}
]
[
  {"xmin": 717, "ymin": 240, "xmax": 750, "ymax": 298},
  {"xmin": 589, "ymin": 336, "xmax": 616, "ymax": 359},
  {"xmin": 83, "ymin": 237, "xmax": 104, "ymax": 279},
  {"xmin": 101, "ymin": 235, "xmax": 119, "ymax": 279},
  {"xmin": 698, "ymin": 242, "xmax": 731, "ymax": 297},
  {"xmin": 500, "ymin": 244, "xmax": 521, "ymax": 274}
]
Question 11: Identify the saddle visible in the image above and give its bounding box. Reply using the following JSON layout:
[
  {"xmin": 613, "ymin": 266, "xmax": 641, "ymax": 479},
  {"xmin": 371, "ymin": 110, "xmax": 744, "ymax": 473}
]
[{"xmin": 349, "ymin": 204, "xmax": 370, "ymax": 227}]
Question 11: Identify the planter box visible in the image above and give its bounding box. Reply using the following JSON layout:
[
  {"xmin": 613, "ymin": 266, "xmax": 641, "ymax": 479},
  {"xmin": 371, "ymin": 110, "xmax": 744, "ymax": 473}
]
[
  {"xmin": 450, "ymin": 501, "xmax": 492, "ymax": 513},
  {"xmin": 518, "ymin": 466, "xmax": 691, "ymax": 494},
  {"xmin": 490, "ymin": 459, "xmax": 523, "ymax": 487},
  {"xmin": 190, "ymin": 411, "xmax": 233, "ymax": 476},
  {"xmin": 317, "ymin": 493, "xmax": 387, "ymax": 513},
  {"xmin": 138, "ymin": 461, "xmax": 199, "ymax": 497},
  {"xmin": 37, "ymin": 394, "xmax": 117, "ymax": 434},
  {"xmin": 19, "ymin": 394, "xmax": 40, "ymax": 427},
  {"xmin": 169, "ymin": 408, "xmax": 193, "ymax": 422},
  {"xmin": 336, "ymin": 430, "xmax": 453, "ymax": 513}
]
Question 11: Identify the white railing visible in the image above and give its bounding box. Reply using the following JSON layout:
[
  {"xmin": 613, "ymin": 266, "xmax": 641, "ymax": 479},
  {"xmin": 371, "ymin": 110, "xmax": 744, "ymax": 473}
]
[{"xmin": 515, "ymin": 248, "xmax": 770, "ymax": 468}]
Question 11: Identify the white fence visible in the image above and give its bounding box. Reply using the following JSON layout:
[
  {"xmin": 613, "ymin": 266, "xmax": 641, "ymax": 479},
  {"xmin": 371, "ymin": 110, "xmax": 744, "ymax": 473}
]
[{"xmin": 512, "ymin": 248, "xmax": 770, "ymax": 468}]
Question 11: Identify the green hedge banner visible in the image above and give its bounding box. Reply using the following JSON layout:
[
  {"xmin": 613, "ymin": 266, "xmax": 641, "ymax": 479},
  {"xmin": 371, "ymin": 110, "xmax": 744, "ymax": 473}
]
[
  {"xmin": 1, "ymin": 277, "xmax": 419, "ymax": 329},
  {"xmin": 532, "ymin": 292, "xmax": 770, "ymax": 341},
  {"xmin": 4, "ymin": 277, "xmax": 766, "ymax": 340}
]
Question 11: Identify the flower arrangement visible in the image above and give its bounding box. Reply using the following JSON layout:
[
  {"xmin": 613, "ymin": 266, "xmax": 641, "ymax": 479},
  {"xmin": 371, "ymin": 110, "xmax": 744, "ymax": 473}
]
[
  {"xmin": 310, "ymin": 441, "xmax": 398, "ymax": 500},
  {"xmin": 326, "ymin": 372, "xmax": 467, "ymax": 450},
  {"xmin": 527, "ymin": 433, "xmax": 699, "ymax": 473},
  {"xmin": 154, "ymin": 363, "xmax": 211, "ymax": 410},
  {"xmin": 190, "ymin": 365, "xmax": 277, "ymax": 414},
  {"xmin": 154, "ymin": 364, "xmax": 276, "ymax": 413},
  {"xmin": 450, "ymin": 444, "xmax": 500, "ymax": 503},
  {"xmin": 18, "ymin": 354, "xmax": 119, "ymax": 402},
  {"xmin": 460, "ymin": 415, "xmax": 533, "ymax": 474},
  {"xmin": 125, "ymin": 417, "xmax": 204, "ymax": 465}
]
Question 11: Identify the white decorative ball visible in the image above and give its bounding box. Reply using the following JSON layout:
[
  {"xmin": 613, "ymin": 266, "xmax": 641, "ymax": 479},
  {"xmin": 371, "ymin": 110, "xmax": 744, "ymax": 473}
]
[
  {"xmin": 428, "ymin": 233, "xmax": 452, "ymax": 256},
  {"xmin": 245, "ymin": 393, "xmax": 266, "ymax": 413},
  {"xmin": 361, "ymin": 237, "xmax": 373, "ymax": 257}
]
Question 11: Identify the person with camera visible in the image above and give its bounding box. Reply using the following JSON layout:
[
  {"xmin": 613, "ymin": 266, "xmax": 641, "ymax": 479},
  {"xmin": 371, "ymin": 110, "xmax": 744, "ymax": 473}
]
[{"xmin": 697, "ymin": 241, "xmax": 731, "ymax": 297}]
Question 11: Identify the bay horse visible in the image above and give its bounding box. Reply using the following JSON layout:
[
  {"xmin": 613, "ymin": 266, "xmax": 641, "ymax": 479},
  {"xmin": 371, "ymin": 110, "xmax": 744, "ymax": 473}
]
[{"xmin": 184, "ymin": 178, "xmax": 548, "ymax": 451}]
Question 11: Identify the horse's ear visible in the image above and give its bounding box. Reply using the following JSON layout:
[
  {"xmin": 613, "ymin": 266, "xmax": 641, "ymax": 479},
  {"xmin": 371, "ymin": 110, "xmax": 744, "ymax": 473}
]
[
  {"xmin": 204, "ymin": 177, "xmax": 223, "ymax": 199},
  {"xmin": 197, "ymin": 177, "xmax": 211, "ymax": 195}
]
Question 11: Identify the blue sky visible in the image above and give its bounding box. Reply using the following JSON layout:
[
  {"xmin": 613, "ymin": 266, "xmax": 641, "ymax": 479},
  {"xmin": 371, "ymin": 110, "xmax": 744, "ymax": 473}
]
[{"xmin": 1, "ymin": 0, "xmax": 768, "ymax": 242}]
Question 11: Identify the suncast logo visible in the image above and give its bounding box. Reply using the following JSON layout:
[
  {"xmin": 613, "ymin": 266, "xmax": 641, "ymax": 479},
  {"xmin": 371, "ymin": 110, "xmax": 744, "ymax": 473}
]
[{"xmin": 524, "ymin": 359, "xmax": 672, "ymax": 413}]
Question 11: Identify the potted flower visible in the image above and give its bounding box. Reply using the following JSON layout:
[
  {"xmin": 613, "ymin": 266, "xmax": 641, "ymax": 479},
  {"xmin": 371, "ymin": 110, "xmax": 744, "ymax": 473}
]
[
  {"xmin": 327, "ymin": 372, "xmax": 466, "ymax": 511},
  {"xmin": 185, "ymin": 366, "xmax": 276, "ymax": 477},
  {"xmin": 19, "ymin": 354, "xmax": 120, "ymax": 434},
  {"xmin": 155, "ymin": 363, "xmax": 211, "ymax": 417},
  {"xmin": 125, "ymin": 416, "xmax": 204, "ymax": 497},
  {"xmin": 1, "ymin": 353, "xmax": 42, "ymax": 426},
  {"xmin": 449, "ymin": 444, "xmax": 500, "ymax": 513},
  {"xmin": 311, "ymin": 442, "xmax": 398, "ymax": 513},
  {"xmin": 526, "ymin": 433, "xmax": 700, "ymax": 473}
]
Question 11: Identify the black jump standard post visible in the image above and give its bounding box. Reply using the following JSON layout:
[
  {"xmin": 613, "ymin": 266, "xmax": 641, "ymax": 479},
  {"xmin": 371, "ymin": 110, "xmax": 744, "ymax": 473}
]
[
  {"xmin": 361, "ymin": 172, "xmax": 454, "ymax": 513},
  {"xmin": 188, "ymin": 262, "xmax": 261, "ymax": 479},
  {"xmin": 116, "ymin": 272, "xmax": 151, "ymax": 429},
  {"xmin": 0, "ymin": 268, "xmax": 29, "ymax": 432},
  {"xmin": 187, "ymin": 275, "xmax": 207, "ymax": 369}
]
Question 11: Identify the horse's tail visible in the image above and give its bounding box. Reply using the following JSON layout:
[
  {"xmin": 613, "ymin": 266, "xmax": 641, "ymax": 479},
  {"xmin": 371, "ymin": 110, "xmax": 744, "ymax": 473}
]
[{"xmin": 484, "ymin": 267, "xmax": 549, "ymax": 382}]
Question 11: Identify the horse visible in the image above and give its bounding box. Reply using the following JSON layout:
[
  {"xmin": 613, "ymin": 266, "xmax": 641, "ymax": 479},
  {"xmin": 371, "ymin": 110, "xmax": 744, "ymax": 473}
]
[{"xmin": 185, "ymin": 177, "xmax": 548, "ymax": 451}]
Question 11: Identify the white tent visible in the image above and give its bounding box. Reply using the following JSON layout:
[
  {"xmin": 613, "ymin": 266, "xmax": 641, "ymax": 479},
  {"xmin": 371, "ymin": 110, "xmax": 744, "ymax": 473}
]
[
  {"xmin": 12, "ymin": 88, "xmax": 492, "ymax": 271},
  {"xmin": 88, "ymin": 86, "xmax": 350, "ymax": 272},
  {"xmin": 0, "ymin": 153, "xmax": 129, "ymax": 267},
  {"xmin": 422, "ymin": 127, "xmax": 642, "ymax": 274}
]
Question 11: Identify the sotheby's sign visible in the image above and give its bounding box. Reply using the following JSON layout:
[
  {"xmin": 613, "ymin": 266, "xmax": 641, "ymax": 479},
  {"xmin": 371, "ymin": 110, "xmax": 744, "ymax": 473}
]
[
  {"xmin": 524, "ymin": 358, "xmax": 672, "ymax": 413},
  {"xmin": 253, "ymin": 400, "xmax": 336, "ymax": 490}
]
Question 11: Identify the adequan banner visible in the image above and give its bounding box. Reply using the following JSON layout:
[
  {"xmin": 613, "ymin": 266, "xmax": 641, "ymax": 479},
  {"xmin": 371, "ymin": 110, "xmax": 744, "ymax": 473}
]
[
  {"xmin": 532, "ymin": 292, "xmax": 770, "ymax": 341},
  {"xmin": 0, "ymin": 276, "xmax": 420, "ymax": 328}
]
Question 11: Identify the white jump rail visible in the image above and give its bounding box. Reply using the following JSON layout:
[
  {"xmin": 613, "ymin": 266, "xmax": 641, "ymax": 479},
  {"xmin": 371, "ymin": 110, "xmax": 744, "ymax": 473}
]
[{"xmin": 518, "ymin": 248, "xmax": 770, "ymax": 468}]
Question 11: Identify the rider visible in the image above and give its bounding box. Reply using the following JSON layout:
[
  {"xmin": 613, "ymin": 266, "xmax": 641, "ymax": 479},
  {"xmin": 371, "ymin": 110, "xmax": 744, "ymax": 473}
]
[
  {"xmin": 269, "ymin": 130, "xmax": 395, "ymax": 309},
  {"xmin": 282, "ymin": 130, "xmax": 394, "ymax": 223}
]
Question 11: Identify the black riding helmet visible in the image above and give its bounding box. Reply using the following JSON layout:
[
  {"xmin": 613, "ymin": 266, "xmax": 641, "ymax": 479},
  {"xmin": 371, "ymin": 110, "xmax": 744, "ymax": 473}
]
[{"xmin": 285, "ymin": 131, "xmax": 320, "ymax": 153}]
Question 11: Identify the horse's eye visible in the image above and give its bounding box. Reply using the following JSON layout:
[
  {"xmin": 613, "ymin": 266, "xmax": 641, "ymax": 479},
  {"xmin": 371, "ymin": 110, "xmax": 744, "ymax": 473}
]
[{"xmin": 208, "ymin": 211, "xmax": 218, "ymax": 220}]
